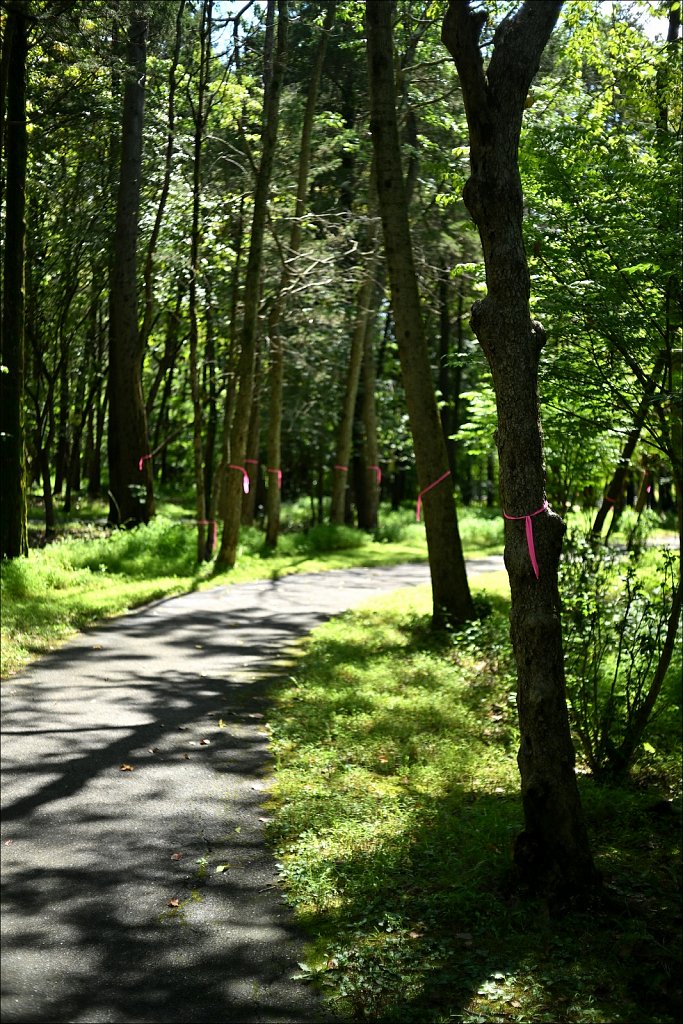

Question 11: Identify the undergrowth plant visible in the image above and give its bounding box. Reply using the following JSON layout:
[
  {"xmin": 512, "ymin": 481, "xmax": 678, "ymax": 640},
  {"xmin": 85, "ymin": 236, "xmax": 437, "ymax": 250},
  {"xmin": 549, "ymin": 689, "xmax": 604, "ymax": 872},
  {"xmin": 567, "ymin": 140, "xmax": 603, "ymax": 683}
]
[{"xmin": 560, "ymin": 534, "xmax": 681, "ymax": 780}]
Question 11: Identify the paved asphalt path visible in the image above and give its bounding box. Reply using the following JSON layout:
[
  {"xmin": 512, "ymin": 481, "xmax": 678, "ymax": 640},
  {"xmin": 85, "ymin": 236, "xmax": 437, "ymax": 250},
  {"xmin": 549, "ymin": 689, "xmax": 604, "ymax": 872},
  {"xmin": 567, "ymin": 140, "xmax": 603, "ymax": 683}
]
[{"xmin": 1, "ymin": 558, "xmax": 503, "ymax": 1024}]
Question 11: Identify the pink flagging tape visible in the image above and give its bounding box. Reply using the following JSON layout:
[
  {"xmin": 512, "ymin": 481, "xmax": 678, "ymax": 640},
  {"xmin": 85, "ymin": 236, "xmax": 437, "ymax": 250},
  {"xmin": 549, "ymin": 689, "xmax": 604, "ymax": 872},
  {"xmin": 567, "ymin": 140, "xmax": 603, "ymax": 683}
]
[
  {"xmin": 244, "ymin": 458, "xmax": 259, "ymax": 465},
  {"xmin": 228, "ymin": 464, "xmax": 250, "ymax": 494},
  {"xmin": 138, "ymin": 454, "xmax": 153, "ymax": 472},
  {"xmin": 368, "ymin": 465, "xmax": 382, "ymax": 485},
  {"xmin": 197, "ymin": 519, "xmax": 217, "ymax": 552},
  {"xmin": 416, "ymin": 470, "xmax": 451, "ymax": 522},
  {"xmin": 502, "ymin": 500, "xmax": 548, "ymax": 580},
  {"xmin": 267, "ymin": 467, "xmax": 282, "ymax": 489},
  {"xmin": 334, "ymin": 465, "xmax": 348, "ymax": 472}
]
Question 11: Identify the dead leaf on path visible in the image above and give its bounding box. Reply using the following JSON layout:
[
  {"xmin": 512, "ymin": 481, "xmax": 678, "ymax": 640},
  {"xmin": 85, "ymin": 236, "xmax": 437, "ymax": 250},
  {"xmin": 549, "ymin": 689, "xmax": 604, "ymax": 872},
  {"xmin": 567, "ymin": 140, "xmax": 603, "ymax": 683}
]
[
  {"xmin": 119, "ymin": 764, "xmax": 135, "ymax": 771},
  {"xmin": 183, "ymin": 753, "xmax": 191, "ymax": 759},
  {"xmin": 170, "ymin": 852, "xmax": 184, "ymax": 861},
  {"xmin": 247, "ymin": 712, "xmax": 264, "ymax": 719},
  {"xmin": 194, "ymin": 644, "xmax": 203, "ymax": 649},
  {"xmin": 91, "ymin": 644, "xmax": 103, "ymax": 650},
  {"xmin": 199, "ymin": 738, "xmax": 211, "ymax": 746},
  {"xmin": 214, "ymin": 864, "xmax": 230, "ymax": 873},
  {"xmin": 218, "ymin": 719, "xmax": 226, "ymax": 728},
  {"xmin": 167, "ymin": 898, "xmax": 181, "ymax": 907},
  {"xmin": 148, "ymin": 747, "xmax": 160, "ymax": 754},
  {"xmin": 258, "ymin": 816, "xmax": 271, "ymax": 824},
  {"xmin": 4, "ymin": 839, "xmax": 13, "ymax": 845}
]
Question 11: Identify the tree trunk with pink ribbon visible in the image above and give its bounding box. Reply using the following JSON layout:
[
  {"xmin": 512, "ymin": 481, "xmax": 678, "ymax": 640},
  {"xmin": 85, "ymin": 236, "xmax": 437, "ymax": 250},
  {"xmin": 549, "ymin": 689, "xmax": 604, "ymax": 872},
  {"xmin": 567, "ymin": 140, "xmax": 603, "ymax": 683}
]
[{"xmin": 443, "ymin": 0, "xmax": 598, "ymax": 903}]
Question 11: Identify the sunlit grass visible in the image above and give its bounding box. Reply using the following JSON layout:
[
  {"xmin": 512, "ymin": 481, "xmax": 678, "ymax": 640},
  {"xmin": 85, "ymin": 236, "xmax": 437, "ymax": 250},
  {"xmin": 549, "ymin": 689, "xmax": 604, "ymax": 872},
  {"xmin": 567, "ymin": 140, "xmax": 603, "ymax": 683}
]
[{"xmin": 266, "ymin": 579, "xmax": 681, "ymax": 1024}]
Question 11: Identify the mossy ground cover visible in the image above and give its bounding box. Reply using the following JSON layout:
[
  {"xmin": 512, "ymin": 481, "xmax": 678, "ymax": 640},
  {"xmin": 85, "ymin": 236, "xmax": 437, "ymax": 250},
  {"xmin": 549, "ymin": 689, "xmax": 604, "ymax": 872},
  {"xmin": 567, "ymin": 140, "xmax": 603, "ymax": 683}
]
[{"xmin": 266, "ymin": 577, "xmax": 682, "ymax": 1024}]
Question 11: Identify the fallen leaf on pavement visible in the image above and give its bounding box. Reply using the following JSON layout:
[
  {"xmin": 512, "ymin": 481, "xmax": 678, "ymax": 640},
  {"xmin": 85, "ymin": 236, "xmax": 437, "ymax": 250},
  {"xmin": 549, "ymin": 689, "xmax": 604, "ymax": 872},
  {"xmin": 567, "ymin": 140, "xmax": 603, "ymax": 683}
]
[
  {"xmin": 148, "ymin": 747, "xmax": 160, "ymax": 754},
  {"xmin": 214, "ymin": 864, "xmax": 230, "ymax": 873},
  {"xmin": 167, "ymin": 898, "xmax": 180, "ymax": 907},
  {"xmin": 183, "ymin": 753, "xmax": 190, "ymax": 759},
  {"xmin": 218, "ymin": 719, "xmax": 226, "ymax": 728},
  {"xmin": 170, "ymin": 852, "xmax": 184, "ymax": 861},
  {"xmin": 199, "ymin": 738, "xmax": 211, "ymax": 746},
  {"xmin": 119, "ymin": 764, "xmax": 135, "ymax": 771}
]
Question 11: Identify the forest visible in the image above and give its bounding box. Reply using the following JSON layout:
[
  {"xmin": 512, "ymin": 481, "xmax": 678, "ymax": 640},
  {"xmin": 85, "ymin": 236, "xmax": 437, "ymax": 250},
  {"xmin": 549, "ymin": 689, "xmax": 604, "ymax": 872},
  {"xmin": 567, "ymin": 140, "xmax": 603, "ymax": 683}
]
[{"xmin": 0, "ymin": 0, "xmax": 681, "ymax": 1022}]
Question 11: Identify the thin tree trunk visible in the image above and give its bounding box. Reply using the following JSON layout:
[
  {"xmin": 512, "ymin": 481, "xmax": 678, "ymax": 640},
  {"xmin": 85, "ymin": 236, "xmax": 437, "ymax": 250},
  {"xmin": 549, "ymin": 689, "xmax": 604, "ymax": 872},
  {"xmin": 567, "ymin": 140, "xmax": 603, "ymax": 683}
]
[
  {"xmin": 216, "ymin": 0, "xmax": 288, "ymax": 570},
  {"xmin": 188, "ymin": 0, "xmax": 213, "ymax": 562},
  {"xmin": 265, "ymin": 1, "xmax": 336, "ymax": 548},
  {"xmin": 443, "ymin": 0, "xmax": 597, "ymax": 902},
  {"xmin": 592, "ymin": 350, "xmax": 667, "ymax": 537},
  {"xmin": 107, "ymin": 12, "xmax": 154, "ymax": 526},
  {"xmin": 140, "ymin": 0, "xmax": 185, "ymax": 351},
  {"xmin": 359, "ymin": 273, "xmax": 385, "ymax": 531},
  {"xmin": 366, "ymin": 0, "xmax": 474, "ymax": 626},
  {"xmin": 0, "ymin": 1, "xmax": 29, "ymax": 558},
  {"xmin": 330, "ymin": 242, "xmax": 379, "ymax": 525}
]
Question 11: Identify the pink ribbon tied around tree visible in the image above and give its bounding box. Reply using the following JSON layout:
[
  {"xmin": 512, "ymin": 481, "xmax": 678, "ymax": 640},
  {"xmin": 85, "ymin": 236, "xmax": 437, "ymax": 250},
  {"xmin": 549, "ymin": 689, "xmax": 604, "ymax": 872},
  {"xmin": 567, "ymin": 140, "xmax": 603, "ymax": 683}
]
[
  {"xmin": 268, "ymin": 467, "xmax": 282, "ymax": 489},
  {"xmin": 138, "ymin": 453, "xmax": 153, "ymax": 472},
  {"xmin": 502, "ymin": 500, "xmax": 548, "ymax": 580},
  {"xmin": 416, "ymin": 470, "xmax": 451, "ymax": 522},
  {"xmin": 334, "ymin": 464, "xmax": 348, "ymax": 473},
  {"xmin": 368, "ymin": 465, "xmax": 382, "ymax": 486},
  {"xmin": 228, "ymin": 464, "xmax": 250, "ymax": 494}
]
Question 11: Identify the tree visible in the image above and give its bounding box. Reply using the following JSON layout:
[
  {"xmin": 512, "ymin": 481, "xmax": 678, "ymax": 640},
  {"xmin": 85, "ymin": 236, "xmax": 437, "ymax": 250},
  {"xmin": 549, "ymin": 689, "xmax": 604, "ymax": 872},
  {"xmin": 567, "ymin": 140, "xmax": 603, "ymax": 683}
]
[
  {"xmin": 107, "ymin": 7, "xmax": 154, "ymax": 526},
  {"xmin": 215, "ymin": 0, "xmax": 288, "ymax": 570},
  {"xmin": 366, "ymin": 0, "xmax": 474, "ymax": 627},
  {"xmin": 442, "ymin": 0, "xmax": 598, "ymax": 901},
  {"xmin": 0, "ymin": 0, "xmax": 29, "ymax": 559}
]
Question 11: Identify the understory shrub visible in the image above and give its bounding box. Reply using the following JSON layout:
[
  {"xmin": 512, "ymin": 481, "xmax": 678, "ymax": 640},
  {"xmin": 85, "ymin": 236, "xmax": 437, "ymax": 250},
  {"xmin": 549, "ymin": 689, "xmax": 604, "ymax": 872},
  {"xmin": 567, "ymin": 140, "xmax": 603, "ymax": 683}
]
[{"xmin": 560, "ymin": 534, "xmax": 681, "ymax": 780}]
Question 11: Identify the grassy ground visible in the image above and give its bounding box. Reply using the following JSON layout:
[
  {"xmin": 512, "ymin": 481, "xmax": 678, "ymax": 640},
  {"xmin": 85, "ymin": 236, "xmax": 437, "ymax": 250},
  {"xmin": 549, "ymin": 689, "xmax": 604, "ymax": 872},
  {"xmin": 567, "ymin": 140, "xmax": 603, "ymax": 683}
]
[
  {"xmin": 266, "ymin": 575, "xmax": 682, "ymax": 1024},
  {"xmin": 1, "ymin": 497, "xmax": 503, "ymax": 679}
]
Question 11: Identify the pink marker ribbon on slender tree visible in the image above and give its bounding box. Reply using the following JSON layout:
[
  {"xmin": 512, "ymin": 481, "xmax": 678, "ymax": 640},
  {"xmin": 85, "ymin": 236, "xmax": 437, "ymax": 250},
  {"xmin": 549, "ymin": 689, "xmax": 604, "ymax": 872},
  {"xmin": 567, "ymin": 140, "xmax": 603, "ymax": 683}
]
[
  {"xmin": 416, "ymin": 470, "xmax": 451, "ymax": 522},
  {"xmin": 267, "ymin": 467, "xmax": 282, "ymax": 489},
  {"xmin": 228, "ymin": 464, "xmax": 250, "ymax": 494},
  {"xmin": 368, "ymin": 465, "xmax": 382, "ymax": 485},
  {"xmin": 138, "ymin": 453, "xmax": 153, "ymax": 472},
  {"xmin": 502, "ymin": 500, "xmax": 548, "ymax": 580},
  {"xmin": 334, "ymin": 465, "xmax": 348, "ymax": 472}
]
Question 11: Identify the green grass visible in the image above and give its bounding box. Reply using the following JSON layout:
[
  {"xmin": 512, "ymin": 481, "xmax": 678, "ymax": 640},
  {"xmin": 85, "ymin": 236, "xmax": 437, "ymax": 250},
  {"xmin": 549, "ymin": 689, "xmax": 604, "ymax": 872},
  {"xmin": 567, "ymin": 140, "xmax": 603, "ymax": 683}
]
[{"xmin": 266, "ymin": 578, "xmax": 682, "ymax": 1023}]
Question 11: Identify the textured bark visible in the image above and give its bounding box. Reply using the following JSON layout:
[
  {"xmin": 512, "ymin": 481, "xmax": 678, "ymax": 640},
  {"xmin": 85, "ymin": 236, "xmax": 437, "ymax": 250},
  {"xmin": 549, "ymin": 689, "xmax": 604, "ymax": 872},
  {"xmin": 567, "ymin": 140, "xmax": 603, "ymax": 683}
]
[
  {"xmin": 265, "ymin": 2, "xmax": 335, "ymax": 548},
  {"xmin": 443, "ymin": 0, "xmax": 597, "ymax": 901},
  {"xmin": 216, "ymin": 0, "xmax": 288, "ymax": 570},
  {"xmin": 366, "ymin": 0, "xmax": 474, "ymax": 626},
  {"xmin": 0, "ymin": 2, "xmax": 29, "ymax": 559},
  {"xmin": 107, "ymin": 13, "xmax": 154, "ymax": 526}
]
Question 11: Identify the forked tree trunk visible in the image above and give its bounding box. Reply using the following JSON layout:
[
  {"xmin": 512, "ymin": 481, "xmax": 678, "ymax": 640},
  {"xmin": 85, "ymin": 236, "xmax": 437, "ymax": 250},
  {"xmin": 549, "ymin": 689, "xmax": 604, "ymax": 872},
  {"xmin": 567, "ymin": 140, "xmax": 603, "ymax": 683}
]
[
  {"xmin": 107, "ymin": 13, "xmax": 154, "ymax": 526},
  {"xmin": 443, "ymin": 0, "xmax": 597, "ymax": 901},
  {"xmin": 366, "ymin": 0, "xmax": 474, "ymax": 626}
]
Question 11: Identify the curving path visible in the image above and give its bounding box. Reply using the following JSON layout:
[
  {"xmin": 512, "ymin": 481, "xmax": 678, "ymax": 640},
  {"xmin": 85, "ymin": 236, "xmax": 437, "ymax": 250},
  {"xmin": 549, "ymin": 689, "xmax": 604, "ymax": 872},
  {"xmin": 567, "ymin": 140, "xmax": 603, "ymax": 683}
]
[{"xmin": 0, "ymin": 558, "xmax": 503, "ymax": 1024}]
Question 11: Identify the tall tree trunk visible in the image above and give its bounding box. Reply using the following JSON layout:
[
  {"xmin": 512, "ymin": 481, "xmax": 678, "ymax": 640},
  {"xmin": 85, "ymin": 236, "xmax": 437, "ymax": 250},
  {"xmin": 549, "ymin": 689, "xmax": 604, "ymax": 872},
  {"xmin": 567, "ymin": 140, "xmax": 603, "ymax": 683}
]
[
  {"xmin": 107, "ymin": 12, "xmax": 154, "ymax": 526},
  {"xmin": 188, "ymin": 0, "xmax": 213, "ymax": 562},
  {"xmin": 216, "ymin": 0, "xmax": 288, "ymax": 570},
  {"xmin": 242, "ymin": 343, "xmax": 262, "ymax": 525},
  {"xmin": 443, "ymin": 0, "xmax": 597, "ymax": 902},
  {"xmin": 0, "ymin": 2, "xmax": 29, "ymax": 559},
  {"xmin": 366, "ymin": 0, "xmax": 474, "ymax": 626},
  {"xmin": 140, "ymin": 0, "xmax": 185, "ymax": 351},
  {"xmin": 265, "ymin": 1, "xmax": 335, "ymax": 548}
]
